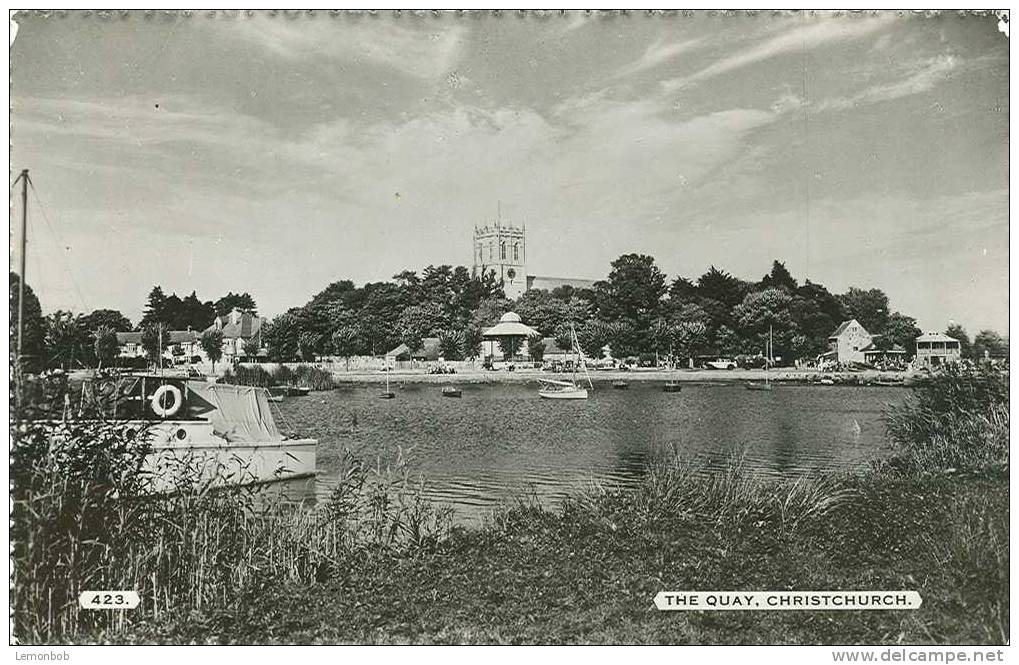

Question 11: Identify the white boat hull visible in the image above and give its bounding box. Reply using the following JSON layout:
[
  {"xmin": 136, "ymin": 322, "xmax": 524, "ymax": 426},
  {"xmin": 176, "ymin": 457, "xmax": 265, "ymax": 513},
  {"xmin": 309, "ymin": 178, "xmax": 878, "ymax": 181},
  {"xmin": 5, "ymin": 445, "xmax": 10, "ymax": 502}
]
[
  {"xmin": 138, "ymin": 421, "xmax": 317, "ymax": 493},
  {"xmin": 539, "ymin": 388, "xmax": 588, "ymax": 399}
]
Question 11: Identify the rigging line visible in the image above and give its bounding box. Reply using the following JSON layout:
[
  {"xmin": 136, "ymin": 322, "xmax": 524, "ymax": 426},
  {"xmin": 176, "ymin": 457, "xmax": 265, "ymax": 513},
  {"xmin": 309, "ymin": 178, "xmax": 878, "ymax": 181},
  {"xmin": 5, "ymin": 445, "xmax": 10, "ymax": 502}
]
[{"xmin": 27, "ymin": 179, "xmax": 90, "ymax": 312}]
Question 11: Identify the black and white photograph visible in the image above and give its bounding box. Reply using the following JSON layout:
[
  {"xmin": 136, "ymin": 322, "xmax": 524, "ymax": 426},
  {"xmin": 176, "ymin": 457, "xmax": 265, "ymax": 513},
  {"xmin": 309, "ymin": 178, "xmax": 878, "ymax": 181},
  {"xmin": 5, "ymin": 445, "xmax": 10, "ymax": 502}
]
[{"xmin": 7, "ymin": 8, "xmax": 1011, "ymax": 652}]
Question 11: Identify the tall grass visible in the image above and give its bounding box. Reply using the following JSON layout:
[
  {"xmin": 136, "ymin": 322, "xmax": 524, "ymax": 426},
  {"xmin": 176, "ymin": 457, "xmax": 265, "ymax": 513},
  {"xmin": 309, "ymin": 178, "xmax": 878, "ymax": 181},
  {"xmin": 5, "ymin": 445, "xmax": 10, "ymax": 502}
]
[
  {"xmin": 222, "ymin": 364, "xmax": 335, "ymax": 391},
  {"xmin": 10, "ymin": 415, "xmax": 449, "ymax": 643},
  {"xmin": 883, "ymin": 365, "xmax": 1009, "ymax": 475}
]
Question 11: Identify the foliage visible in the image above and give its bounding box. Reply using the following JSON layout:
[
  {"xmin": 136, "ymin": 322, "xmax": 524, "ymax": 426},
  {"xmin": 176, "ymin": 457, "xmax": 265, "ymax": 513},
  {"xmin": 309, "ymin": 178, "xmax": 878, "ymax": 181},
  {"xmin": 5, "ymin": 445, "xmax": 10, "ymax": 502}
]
[
  {"xmin": 44, "ymin": 311, "xmax": 92, "ymax": 370},
  {"xmin": 140, "ymin": 324, "xmax": 168, "ymax": 365},
  {"xmin": 81, "ymin": 308, "xmax": 132, "ymax": 333},
  {"xmin": 577, "ymin": 319, "xmax": 611, "ymax": 359},
  {"xmin": 200, "ymin": 329, "xmax": 224, "ymax": 370},
  {"xmin": 140, "ymin": 286, "xmax": 216, "ymax": 331},
  {"xmin": 437, "ymin": 329, "xmax": 465, "ymax": 361},
  {"xmin": 214, "ymin": 292, "xmax": 257, "ymax": 316},
  {"xmin": 9, "ymin": 272, "xmax": 47, "ymax": 372},
  {"xmin": 879, "ymin": 312, "xmax": 921, "ymax": 353},
  {"xmin": 946, "ymin": 324, "xmax": 972, "ymax": 359},
  {"xmin": 461, "ymin": 326, "xmax": 483, "ymax": 360},
  {"xmin": 92, "ymin": 325, "xmax": 119, "ymax": 368},
  {"xmin": 593, "ymin": 253, "xmax": 667, "ymax": 326},
  {"xmin": 496, "ymin": 335, "xmax": 523, "ymax": 360},
  {"xmin": 330, "ymin": 324, "xmax": 360, "ymax": 368},
  {"xmin": 839, "ymin": 287, "xmax": 889, "ymax": 335},
  {"xmin": 526, "ymin": 333, "xmax": 546, "ymax": 362},
  {"xmin": 972, "ymin": 330, "xmax": 1008, "ymax": 360},
  {"xmin": 884, "ymin": 365, "xmax": 1009, "ymax": 474}
]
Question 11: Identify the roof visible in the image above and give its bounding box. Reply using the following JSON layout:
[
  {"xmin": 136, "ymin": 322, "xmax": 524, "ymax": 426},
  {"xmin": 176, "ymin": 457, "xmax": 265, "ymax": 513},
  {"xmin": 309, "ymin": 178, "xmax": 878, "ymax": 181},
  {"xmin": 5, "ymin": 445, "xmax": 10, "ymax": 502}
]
[
  {"xmin": 206, "ymin": 309, "xmax": 264, "ymax": 339},
  {"xmin": 916, "ymin": 332, "xmax": 960, "ymax": 343},
  {"xmin": 116, "ymin": 330, "xmax": 198, "ymax": 344},
  {"xmin": 386, "ymin": 337, "xmax": 442, "ymax": 360},
  {"xmin": 861, "ymin": 342, "xmax": 907, "ymax": 354},
  {"xmin": 482, "ymin": 311, "xmax": 540, "ymax": 338},
  {"xmin": 829, "ymin": 319, "xmax": 864, "ymax": 339},
  {"xmin": 526, "ymin": 275, "xmax": 598, "ymax": 291}
]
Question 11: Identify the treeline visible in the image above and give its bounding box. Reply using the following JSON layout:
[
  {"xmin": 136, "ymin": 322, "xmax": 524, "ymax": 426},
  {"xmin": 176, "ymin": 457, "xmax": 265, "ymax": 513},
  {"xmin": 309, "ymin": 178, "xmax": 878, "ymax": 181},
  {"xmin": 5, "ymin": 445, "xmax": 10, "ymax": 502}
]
[
  {"xmin": 8, "ymin": 273, "xmax": 258, "ymax": 371},
  {"xmin": 257, "ymin": 253, "xmax": 1008, "ymax": 365}
]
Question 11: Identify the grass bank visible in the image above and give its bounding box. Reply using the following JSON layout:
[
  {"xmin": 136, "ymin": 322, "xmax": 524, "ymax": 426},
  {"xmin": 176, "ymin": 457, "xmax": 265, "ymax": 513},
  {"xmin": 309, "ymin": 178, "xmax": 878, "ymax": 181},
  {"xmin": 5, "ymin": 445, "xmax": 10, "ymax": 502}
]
[{"xmin": 11, "ymin": 367, "xmax": 1008, "ymax": 645}]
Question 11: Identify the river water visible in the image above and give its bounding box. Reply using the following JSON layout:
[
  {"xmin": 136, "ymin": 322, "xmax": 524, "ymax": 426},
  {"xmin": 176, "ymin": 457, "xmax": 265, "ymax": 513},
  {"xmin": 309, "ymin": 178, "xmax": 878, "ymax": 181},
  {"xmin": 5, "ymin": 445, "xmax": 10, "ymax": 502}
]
[{"xmin": 276, "ymin": 381, "xmax": 905, "ymax": 521}]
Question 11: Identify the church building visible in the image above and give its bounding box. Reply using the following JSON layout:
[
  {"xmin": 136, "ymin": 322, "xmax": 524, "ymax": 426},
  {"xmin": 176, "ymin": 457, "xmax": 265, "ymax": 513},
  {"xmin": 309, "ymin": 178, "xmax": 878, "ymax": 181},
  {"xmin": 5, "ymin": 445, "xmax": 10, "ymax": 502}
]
[{"xmin": 471, "ymin": 218, "xmax": 596, "ymax": 300}]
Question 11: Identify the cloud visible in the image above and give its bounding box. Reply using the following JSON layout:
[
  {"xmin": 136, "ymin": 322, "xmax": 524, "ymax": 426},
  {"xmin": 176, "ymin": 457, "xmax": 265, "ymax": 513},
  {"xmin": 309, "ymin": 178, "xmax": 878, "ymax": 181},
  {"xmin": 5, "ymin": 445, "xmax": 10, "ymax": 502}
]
[
  {"xmin": 612, "ymin": 37, "xmax": 704, "ymax": 79},
  {"xmin": 211, "ymin": 13, "xmax": 466, "ymax": 80},
  {"xmin": 663, "ymin": 13, "xmax": 896, "ymax": 91},
  {"xmin": 814, "ymin": 55, "xmax": 959, "ymax": 111}
]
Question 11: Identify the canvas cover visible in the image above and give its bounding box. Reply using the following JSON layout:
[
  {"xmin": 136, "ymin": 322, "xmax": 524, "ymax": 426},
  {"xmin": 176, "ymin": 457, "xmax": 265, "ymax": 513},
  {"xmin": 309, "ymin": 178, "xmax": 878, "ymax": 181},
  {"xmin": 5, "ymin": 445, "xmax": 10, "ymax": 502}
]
[{"xmin": 186, "ymin": 382, "xmax": 282, "ymax": 443}]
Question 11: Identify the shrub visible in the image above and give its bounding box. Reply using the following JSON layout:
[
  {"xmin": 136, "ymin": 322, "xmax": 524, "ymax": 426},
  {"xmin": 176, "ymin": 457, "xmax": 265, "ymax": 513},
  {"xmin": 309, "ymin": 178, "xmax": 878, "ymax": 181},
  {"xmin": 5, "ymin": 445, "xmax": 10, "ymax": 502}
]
[{"xmin": 883, "ymin": 364, "xmax": 1009, "ymax": 475}]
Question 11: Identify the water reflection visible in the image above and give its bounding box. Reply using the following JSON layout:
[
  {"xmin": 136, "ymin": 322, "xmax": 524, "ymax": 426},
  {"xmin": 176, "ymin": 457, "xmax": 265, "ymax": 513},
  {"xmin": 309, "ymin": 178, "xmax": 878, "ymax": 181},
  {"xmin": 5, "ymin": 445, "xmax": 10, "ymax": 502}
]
[{"xmin": 278, "ymin": 382, "xmax": 903, "ymax": 522}]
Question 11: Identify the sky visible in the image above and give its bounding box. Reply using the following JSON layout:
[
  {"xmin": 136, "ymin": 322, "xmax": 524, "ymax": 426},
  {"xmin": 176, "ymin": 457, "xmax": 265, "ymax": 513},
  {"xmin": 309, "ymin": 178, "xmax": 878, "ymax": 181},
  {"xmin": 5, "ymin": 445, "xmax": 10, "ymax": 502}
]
[{"xmin": 9, "ymin": 10, "xmax": 1009, "ymax": 334}]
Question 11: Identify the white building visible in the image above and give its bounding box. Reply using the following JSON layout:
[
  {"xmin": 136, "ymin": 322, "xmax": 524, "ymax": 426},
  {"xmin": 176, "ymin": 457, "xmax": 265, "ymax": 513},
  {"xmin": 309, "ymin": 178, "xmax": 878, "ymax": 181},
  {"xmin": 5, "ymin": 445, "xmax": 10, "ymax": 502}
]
[
  {"xmin": 914, "ymin": 332, "xmax": 962, "ymax": 369},
  {"xmin": 826, "ymin": 319, "xmax": 873, "ymax": 364}
]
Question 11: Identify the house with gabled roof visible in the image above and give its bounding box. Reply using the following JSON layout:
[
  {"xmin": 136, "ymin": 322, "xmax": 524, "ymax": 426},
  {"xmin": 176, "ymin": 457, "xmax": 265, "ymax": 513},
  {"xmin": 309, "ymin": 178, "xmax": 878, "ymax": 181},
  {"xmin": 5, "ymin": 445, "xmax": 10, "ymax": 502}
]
[
  {"xmin": 205, "ymin": 308, "xmax": 266, "ymax": 361},
  {"xmin": 826, "ymin": 319, "xmax": 873, "ymax": 364}
]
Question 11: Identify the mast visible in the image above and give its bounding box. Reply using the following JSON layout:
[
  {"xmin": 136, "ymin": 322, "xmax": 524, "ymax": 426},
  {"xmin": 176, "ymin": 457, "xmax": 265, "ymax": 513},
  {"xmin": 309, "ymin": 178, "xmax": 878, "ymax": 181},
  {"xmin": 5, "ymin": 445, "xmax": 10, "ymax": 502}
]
[{"xmin": 17, "ymin": 169, "xmax": 28, "ymax": 376}]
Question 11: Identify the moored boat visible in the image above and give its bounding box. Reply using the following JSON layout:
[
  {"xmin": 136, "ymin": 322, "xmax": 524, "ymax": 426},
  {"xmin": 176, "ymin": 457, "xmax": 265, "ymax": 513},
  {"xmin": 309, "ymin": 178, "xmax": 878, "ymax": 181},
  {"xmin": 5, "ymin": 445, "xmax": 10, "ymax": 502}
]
[
  {"xmin": 441, "ymin": 386, "xmax": 462, "ymax": 398},
  {"xmin": 538, "ymin": 378, "xmax": 589, "ymax": 400},
  {"xmin": 79, "ymin": 373, "xmax": 316, "ymax": 493},
  {"xmin": 663, "ymin": 380, "xmax": 682, "ymax": 392},
  {"xmin": 612, "ymin": 380, "xmax": 629, "ymax": 390}
]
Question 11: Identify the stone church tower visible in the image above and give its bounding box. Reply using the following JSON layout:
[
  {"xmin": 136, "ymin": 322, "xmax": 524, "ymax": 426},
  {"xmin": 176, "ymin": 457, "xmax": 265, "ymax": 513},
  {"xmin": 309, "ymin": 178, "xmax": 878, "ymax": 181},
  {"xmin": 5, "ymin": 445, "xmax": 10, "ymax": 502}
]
[{"xmin": 473, "ymin": 220, "xmax": 526, "ymax": 300}]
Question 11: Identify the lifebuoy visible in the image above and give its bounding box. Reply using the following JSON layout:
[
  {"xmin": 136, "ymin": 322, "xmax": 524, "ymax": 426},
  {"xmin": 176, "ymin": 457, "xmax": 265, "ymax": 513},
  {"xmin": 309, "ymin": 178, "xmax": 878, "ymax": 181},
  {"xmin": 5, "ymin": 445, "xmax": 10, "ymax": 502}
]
[{"xmin": 150, "ymin": 384, "xmax": 183, "ymax": 418}]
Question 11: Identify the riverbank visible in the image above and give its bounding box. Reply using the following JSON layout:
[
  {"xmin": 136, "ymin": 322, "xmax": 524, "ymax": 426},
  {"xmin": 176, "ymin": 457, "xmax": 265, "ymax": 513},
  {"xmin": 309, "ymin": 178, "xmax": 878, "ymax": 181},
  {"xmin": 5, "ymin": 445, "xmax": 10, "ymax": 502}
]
[
  {"xmin": 108, "ymin": 468, "xmax": 1008, "ymax": 645},
  {"xmin": 12, "ymin": 366, "xmax": 1007, "ymax": 645},
  {"xmin": 324, "ymin": 367, "xmax": 914, "ymax": 386}
]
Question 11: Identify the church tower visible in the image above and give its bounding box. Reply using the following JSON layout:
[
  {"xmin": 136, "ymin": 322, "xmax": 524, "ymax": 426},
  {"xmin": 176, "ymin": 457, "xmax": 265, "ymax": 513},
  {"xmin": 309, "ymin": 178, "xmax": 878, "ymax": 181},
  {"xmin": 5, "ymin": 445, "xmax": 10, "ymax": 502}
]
[{"xmin": 473, "ymin": 215, "xmax": 526, "ymax": 300}]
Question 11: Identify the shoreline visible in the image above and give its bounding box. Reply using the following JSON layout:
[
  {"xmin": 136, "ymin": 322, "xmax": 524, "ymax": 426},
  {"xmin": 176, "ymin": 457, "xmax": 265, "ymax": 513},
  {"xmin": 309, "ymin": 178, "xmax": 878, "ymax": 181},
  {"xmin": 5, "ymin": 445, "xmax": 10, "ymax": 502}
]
[{"xmin": 320, "ymin": 367, "xmax": 915, "ymax": 386}]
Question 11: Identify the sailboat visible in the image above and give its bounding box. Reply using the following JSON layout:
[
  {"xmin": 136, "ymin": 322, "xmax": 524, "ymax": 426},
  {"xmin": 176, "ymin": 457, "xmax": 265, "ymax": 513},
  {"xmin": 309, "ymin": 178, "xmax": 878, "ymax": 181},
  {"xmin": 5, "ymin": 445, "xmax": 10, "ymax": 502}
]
[
  {"xmin": 746, "ymin": 325, "xmax": 774, "ymax": 391},
  {"xmin": 539, "ymin": 324, "xmax": 593, "ymax": 399},
  {"xmin": 380, "ymin": 366, "xmax": 395, "ymax": 399}
]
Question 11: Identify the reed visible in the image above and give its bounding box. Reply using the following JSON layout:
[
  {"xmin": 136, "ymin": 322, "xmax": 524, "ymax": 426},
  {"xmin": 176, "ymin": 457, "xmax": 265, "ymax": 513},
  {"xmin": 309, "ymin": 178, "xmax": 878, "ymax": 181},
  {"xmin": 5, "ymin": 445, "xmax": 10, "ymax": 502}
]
[
  {"xmin": 883, "ymin": 364, "xmax": 1009, "ymax": 475},
  {"xmin": 220, "ymin": 365, "xmax": 275, "ymax": 388},
  {"xmin": 10, "ymin": 417, "xmax": 448, "ymax": 643}
]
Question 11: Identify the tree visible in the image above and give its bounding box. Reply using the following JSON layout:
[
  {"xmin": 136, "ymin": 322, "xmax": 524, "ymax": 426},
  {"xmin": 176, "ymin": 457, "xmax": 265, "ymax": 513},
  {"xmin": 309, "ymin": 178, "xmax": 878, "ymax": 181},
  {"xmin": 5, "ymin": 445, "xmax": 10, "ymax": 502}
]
[
  {"xmin": 44, "ymin": 311, "xmax": 89, "ymax": 370},
  {"xmin": 594, "ymin": 253, "xmax": 667, "ymax": 324},
  {"xmin": 9, "ymin": 272, "xmax": 46, "ymax": 372},
  {"xmin": 972, "ymin": 330, "xmax": 1008, "ymax": 360},
  {"xmin": 462, "ymin": 326, "xmax": 483, "ymax": 360},
  {"xmin": 648, "ymin": 318, "xmax": 674, "ymax": 360},
  {"xmin": 178, "ymin": 291, "xmax": 216, "ymax": 330},
  {"xmin": 331, "ymin": 325, "xmax": 360, "ymax": 370},
  {"xmin": 81, "ymin": 308, "xmax": 132, "ymax": 333},
  {"xmin": 527, "ymin": 333, "xmax": 546, "ymax": 363},
  {"xmin": 553, "ymin": 324, "xmax": 574, "ymax": 356},
  {"xmin": 438, "ymin": 330, "xmax": 465, "ymax": 361},
  {"xmin": 298, "ymin": 332, "xmax": 320, "ymax": 362},
  {"xmin": 674, "ymin": 321, "xmax": 709, "ymax": 366},
  {"xmin": 605, "ymin": 320, "xmax": 640, "ymax": 359},
  {"xmin": 243, "ymin": 337, "xmax": 261, "ymax": 360},
  {"xmin": 140, "ymin": 286, "xmax": 169, "ymax": 328},
  {"xmin": 878, "ymin": 312, "xmax": 921, "ymax": 354},
  {"xmin": 214, "ymin": 292, "xmax": 257, "ymax": 316},
  {"xmin": 398, "ymin": 303, "xmax": 447, "ymax": 352},
  {"xmin": 262, "ymin": 312, "xmax": 303, "ymax": 362},
  {"xmin": 141, "ymin": 323, "xmax": 169, "ymax": 367},
  {"xmin": 496, "ymin": 335, "xmax": 523, "ymax": 360},
  {"xmin": 92, "ymin": 325, "xmax": 119, "ymax": 369},
  {"xmin": 696, "ymin": 266, "xmax": 747, "ymax": 308},
  {"xmin": 759, "ymin": 260, "xmax": 798, "ymax": 292},
  {"xmin": 839, "ymin": 287, "xmax": 890, "ymax": 335},
  {"xmin": 577, "ymin": 320, "xmax": 611, "ymax": 360},
  {"xmin": 514, "ymin": 289, "xmax": 567, "ymax": 336},
  {"xmin": 733, "ymin": 288, "xmax": 796, "ymax": 361},
  {"xmin": 200, "ymin": 329, "xmax": 224, "ymax": 372},
  {"xmin": 945, "ymin": 324, "xmax": 972, "ymax": 359}
]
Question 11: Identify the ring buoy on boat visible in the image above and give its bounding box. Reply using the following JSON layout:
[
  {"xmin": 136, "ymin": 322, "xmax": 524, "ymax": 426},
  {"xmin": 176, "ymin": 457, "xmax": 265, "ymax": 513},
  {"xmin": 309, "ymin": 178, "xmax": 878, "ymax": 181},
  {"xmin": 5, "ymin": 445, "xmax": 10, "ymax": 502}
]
[{"xmin": 150, "ymin": 384, "xmax": 183, "ymax": 418}]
